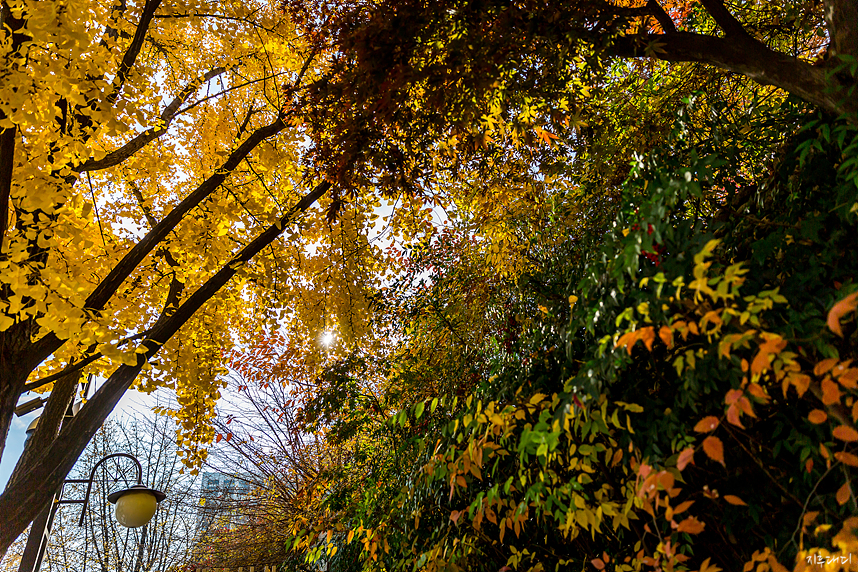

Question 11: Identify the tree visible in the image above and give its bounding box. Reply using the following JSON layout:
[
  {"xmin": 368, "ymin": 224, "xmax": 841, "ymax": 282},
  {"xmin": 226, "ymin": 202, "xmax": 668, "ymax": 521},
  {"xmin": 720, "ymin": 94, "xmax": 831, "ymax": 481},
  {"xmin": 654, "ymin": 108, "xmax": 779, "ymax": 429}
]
[
  {"xmin": 2, "ymin": 0, "xmax": 855, "ymax": 559},
  {"xmin": 0, "ymin": 0, "xmax": 337, "ymax": 554},
  {"xmin": 42, "ymin": 413, "xmax": 200, "ymax": 572}
]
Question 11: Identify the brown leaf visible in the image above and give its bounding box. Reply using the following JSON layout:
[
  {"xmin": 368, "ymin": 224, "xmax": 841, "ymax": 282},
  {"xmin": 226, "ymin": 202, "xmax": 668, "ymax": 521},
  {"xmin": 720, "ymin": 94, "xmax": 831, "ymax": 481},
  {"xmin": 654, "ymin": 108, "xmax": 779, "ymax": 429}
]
[
  {"xmin": 833, "ymin": 425, "xmax": 858, "ymax": 442},
  {"xmin": 677, "ymin": 447, "xmax": 695, "ymax": 471},
  {"xmin": 723, "ymin": 495, "xmax": 746, "ymax": 506},
  {"xmin": 702, "ymin": 436, "xmax": 725, "ymax": 466},
  {"xmin": 694, "ymin": 416, "xmax": 720, "ymax": 433},
  {"xmin": 828, "ymin": 292, "xmax": 858, "ymax": 337}
]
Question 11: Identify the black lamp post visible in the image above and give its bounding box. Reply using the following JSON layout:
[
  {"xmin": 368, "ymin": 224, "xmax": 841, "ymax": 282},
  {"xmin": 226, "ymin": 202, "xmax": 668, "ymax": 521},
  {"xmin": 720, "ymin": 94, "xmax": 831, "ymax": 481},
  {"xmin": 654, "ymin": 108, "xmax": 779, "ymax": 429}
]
[{"xmin": 18, "ymin": 453, "xmax": 166, "ymax": 572}]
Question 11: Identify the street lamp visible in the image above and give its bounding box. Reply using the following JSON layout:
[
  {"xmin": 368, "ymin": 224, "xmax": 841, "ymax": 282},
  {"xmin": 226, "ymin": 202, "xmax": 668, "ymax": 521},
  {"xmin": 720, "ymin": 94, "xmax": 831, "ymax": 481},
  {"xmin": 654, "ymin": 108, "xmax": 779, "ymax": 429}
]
[{"xmin": 18, "ymin": 453, "xmax": 166, "ymax": 572}]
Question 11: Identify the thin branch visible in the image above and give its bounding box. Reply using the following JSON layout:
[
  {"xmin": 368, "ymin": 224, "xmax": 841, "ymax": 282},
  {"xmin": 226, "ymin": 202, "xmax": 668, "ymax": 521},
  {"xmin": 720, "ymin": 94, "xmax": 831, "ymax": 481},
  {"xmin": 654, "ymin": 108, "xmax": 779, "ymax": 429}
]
[{"xmin": 77, "ymin": 67, "xmax": 228, "ymax": 172}]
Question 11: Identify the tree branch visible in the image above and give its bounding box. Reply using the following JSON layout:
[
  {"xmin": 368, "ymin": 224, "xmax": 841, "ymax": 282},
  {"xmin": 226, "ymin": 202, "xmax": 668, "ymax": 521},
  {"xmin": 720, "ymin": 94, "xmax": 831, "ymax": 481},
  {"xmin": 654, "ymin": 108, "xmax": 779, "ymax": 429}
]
[
  {"xmin": 0, "ymin": 179, "xmax": 330, "ymax": 554},
  {"xmin": 0, "ymin": 126, "xmax": 14, "ymax": 256},
  {"xmin": 697, "ymin": 0, "xmax": 751, "ymax": 38},
  {"xmin": 108, "ymin": 0, "xmax": 163, "ymax": 106},
  {"xmin": 823, "ymin": 0, "xmax": 858, "ymax": 59},
  {"xmin": 77, "ymin": 67, "xmax": 228, "ymax": 173},
  {"xmin": 610, "ymin": 32, "xmax": 858, "ymax": 120},
  {"xmin": 646, "ymin": 0, "xmax": 676, "ymax": 34}
]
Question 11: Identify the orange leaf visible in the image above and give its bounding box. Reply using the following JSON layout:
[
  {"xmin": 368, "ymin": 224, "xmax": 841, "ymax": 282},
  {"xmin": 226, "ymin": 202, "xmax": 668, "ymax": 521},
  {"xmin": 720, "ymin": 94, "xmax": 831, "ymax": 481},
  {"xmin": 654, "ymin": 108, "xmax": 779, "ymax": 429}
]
[
  {"xmin": 672, "ymin": 500, "xmax": 694, "ymax": 515},
  {"xmin": 659, "ymin": 325, "xmax": 674, "ymax": 348},
  {"xmin": 700, "ymin": 557, "xmax": 722, "ymax": 572},
  {"xmin": 694, "ymin": 416, "xmax": 720, "ymax": 433},
  {"xmin": 657, "ymin": 470, "xmax": 675, "ymax": 491},
  {"xmin": 702, "ymin": 436, "xmax": 725, "ymax": 466},
  {"xmin": 747, "ymin": 383, "xmax": 769, "ymax": 402},
  {"xmin": 766, "ymin": 555, "xmax": 789, "ymax": 572},
  {"xmin": 676, "ymin": 516, "xmax": 705, "ymax": 534},
  {"xmin": 723, "ymin": 495, "xmax": 747, "ymax": 506},
  {"xmin": 591, "ymin": 558, "xmax": 606, "ymax": 570},
  {"xmin": 835, "ymin": 451, "xmax": 858, "ymax": 467},
  {"xmin": 677, "ymin": 447, "xmax": 695, "ymax": 471},
  {"xmin": 828, "ymin": 291, "xmax": 858, "ymax": 337},
  {"xmin": 814, "ymin": 358, "xmax": 839, "ymax": 377},
  {"xmin": 821, "ymin": 377, "xmax": 842, "ymax": 405},
  {"xmin": 725, "ymin": 389, "xmax": 743, "ymax": 405},
  {"xmin": 833, "ymin": 425, "xmax": 858, "ymax": 442},
  {"xmin": 736, "ymin": 396, "xmax": 756, "ymax": 418},
  {"xmin": 839, "ymin": 368, "xmax": 858, "ymax": 389},
  {"xmin": 805, "ymin": 458, "xmax": 814, "ymax": 473},
  {"xmin": 836, "ymin": 482, "xmax": 851, "ymax": 505},
  {"xmin": 807, "ymin": 409, "xmax": 828, "ymax": 424},
  {"xmin": 226, "ymin": 432, "xmax": 233, "ymax": 442},
  {"xmin": 726, "ymin": 404, "xmax": 744, "ymax": 428},
  {"xmin": 640, "ymin": 327, "xmax": 656, "ymax": 351},
  {"xmin": 788, "ymin": 373, "xmax": 812, "ymax": 397},
  {"xmin": 450, "ymin": 510, "xmax": 462, "ymax": 524},
  {"xmin": 216, "ymin": 433, "xmax": 223, "ymax": 443}
]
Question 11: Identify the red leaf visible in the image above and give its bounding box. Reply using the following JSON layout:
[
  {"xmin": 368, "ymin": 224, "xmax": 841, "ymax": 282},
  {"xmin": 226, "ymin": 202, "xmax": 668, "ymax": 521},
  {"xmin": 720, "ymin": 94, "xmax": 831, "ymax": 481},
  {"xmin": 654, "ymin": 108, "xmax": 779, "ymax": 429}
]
[
  {"xmin": 216, "ymin": 434, "xmax": 223, "ymax": 444},
  {"xmin": 226, "ymin": 432, "xmax": 233, "ymax": 442}
]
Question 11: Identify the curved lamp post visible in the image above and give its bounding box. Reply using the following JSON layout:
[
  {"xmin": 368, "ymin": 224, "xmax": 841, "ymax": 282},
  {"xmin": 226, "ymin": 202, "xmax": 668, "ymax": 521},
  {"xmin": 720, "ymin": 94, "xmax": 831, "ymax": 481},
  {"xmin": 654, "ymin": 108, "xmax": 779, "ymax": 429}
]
[{"xmin": 18, "ymin": 453, "xmax": 166, "ymax": 572}]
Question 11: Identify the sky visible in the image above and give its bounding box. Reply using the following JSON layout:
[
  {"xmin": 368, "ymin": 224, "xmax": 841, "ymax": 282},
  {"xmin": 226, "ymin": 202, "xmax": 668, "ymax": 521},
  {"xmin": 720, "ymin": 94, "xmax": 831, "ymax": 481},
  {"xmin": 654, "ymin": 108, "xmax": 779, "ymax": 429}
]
[{"xmin": 0, "ymin": 387, "xmax": 158, "ymax": 490}]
